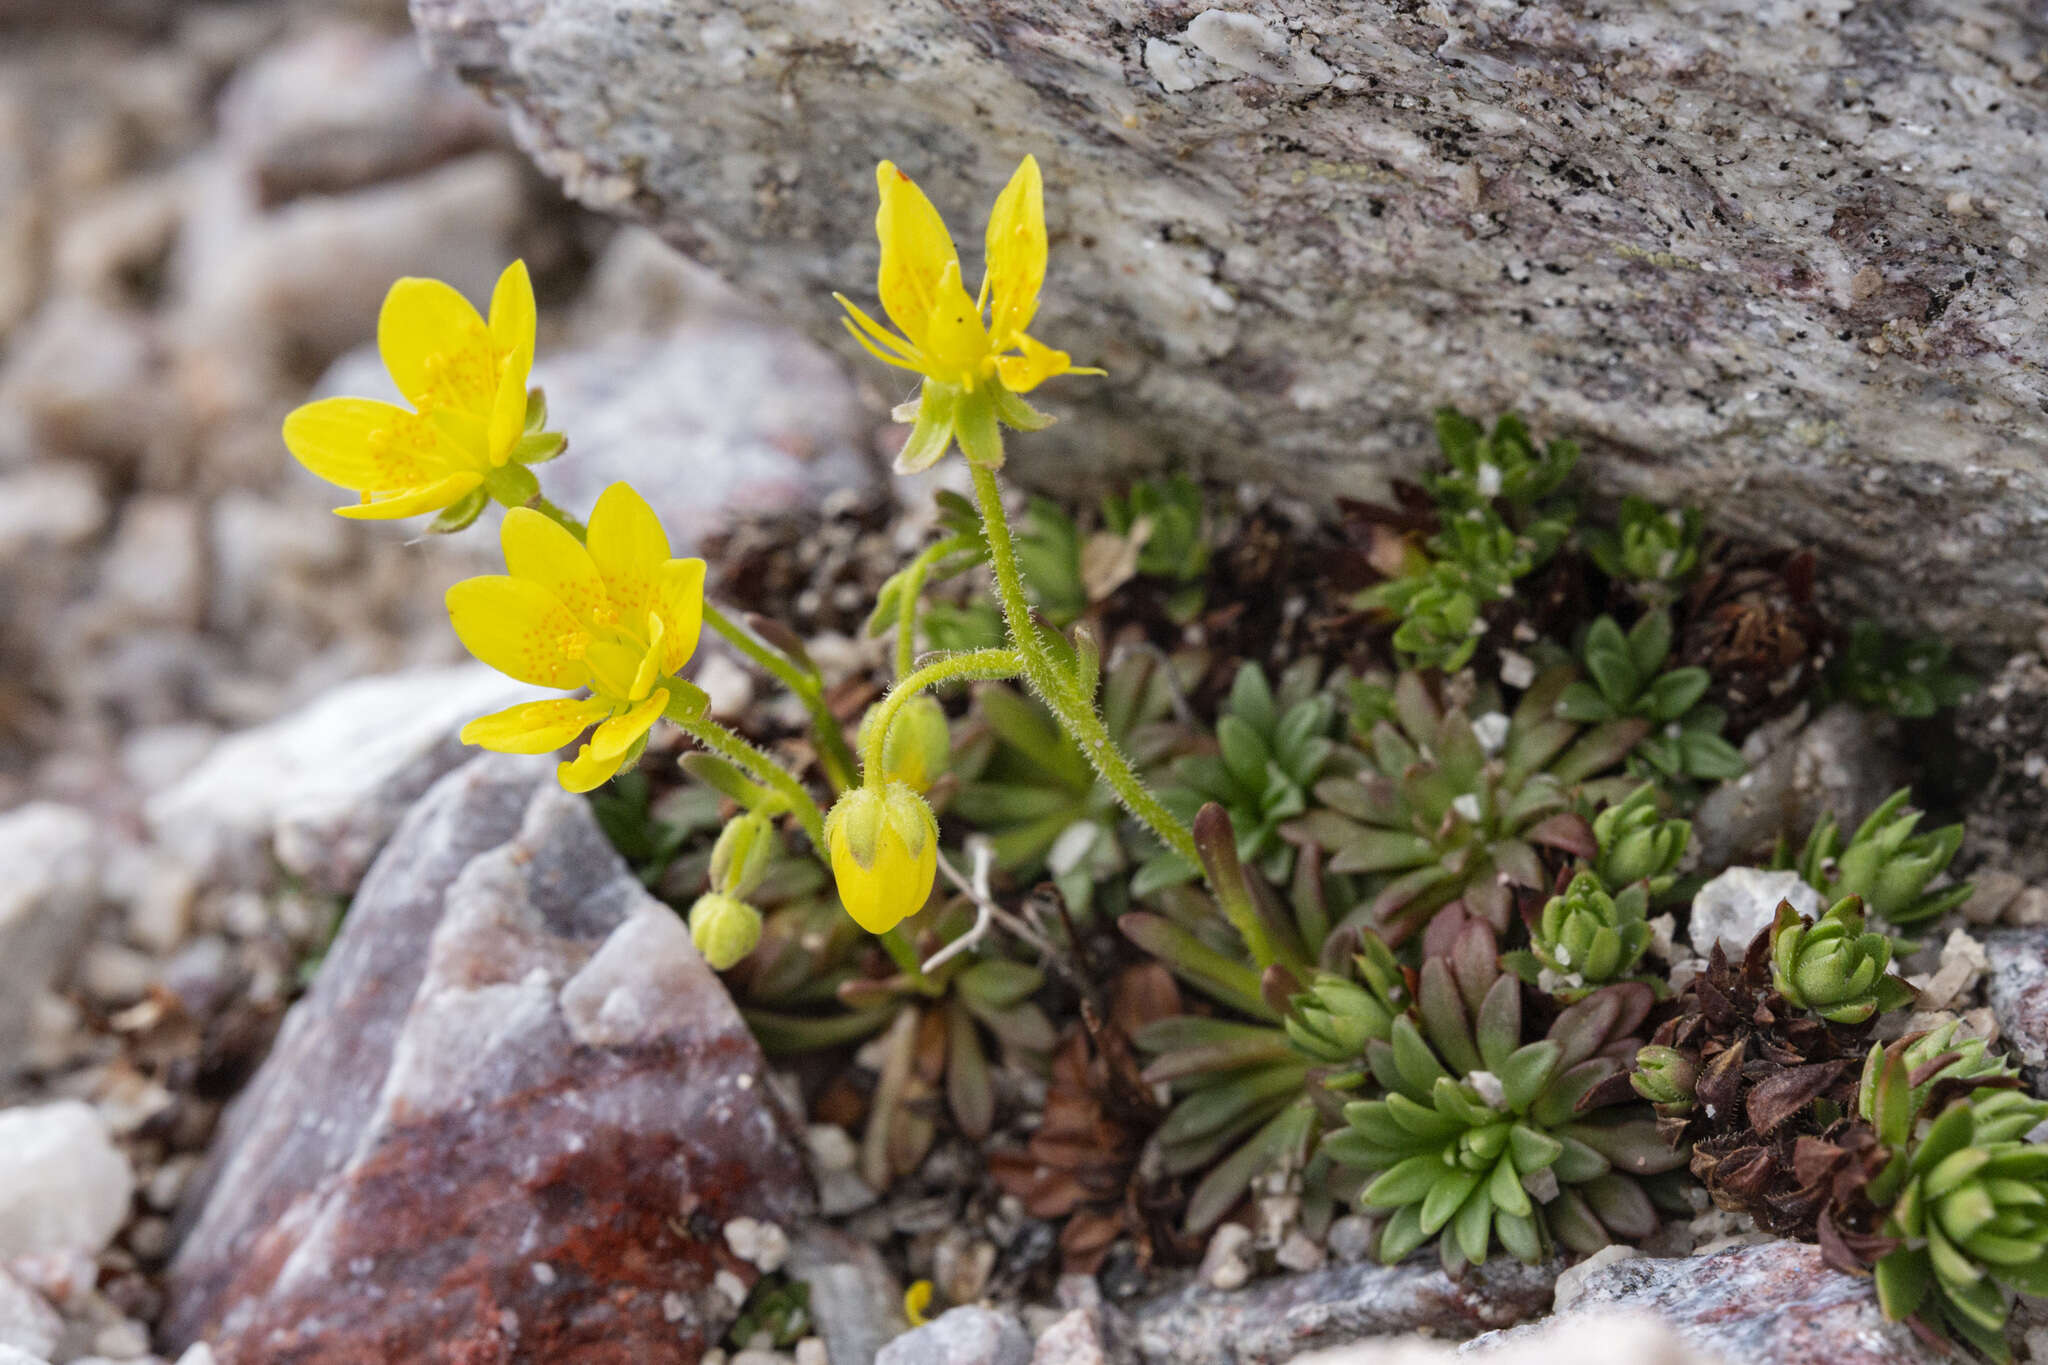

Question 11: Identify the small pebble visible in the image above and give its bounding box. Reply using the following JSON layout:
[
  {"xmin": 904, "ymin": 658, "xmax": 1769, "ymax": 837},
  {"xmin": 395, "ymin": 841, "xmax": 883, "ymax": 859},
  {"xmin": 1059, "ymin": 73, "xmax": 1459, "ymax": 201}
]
[
  {"xmin": 724, "ymin": 1217, "xmax": 791, "ymax": 1273},
  {"xmin": 1326, "ymin": 1214, "xmax": 1376, "ymax": 1264},
  {"xmin": 795, "ymin": 1339, "xmax": 828, "ymax": 1365},
  {"xmin": 1198, "ymin": 1223, "xmax": 1254, "ymax": 1292}
]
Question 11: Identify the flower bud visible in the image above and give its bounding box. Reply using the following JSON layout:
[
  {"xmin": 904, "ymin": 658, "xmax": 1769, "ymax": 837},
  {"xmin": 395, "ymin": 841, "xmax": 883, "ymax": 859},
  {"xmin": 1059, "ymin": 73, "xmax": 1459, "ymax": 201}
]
[
  {"xmin": 1630, "ymin": 1044, "xmax": 1698, "ymax": 1115},
  {"xmin": 864, "ymin": 694, "xmax": 952, "ymax": 793},
  {"xmin": 825, "ymin": 782, "xmax": 939, "ymax": 934},
  {"xmin": 689, "ymin": 893, "xmax": 763, "ymax": 970},
  {"xmin": 709, "ymin": 811, "xmax": 776, "ymax": 898}
]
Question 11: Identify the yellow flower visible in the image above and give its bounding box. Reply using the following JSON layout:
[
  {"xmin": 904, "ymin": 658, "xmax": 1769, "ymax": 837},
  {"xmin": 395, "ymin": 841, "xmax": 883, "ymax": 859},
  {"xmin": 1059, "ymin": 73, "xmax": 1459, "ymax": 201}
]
[
  {"xmin": 283, "ymin": 260, "xmax": 560, "ymax": 522},
  {"xmin": 824, "ymin": 783, "xmax": 939, "ymax": 934},
  {"xmin": 448, "ymin": 483, "xmax": 706, "ymax": 793},
  {"xmin": 834, "ymin": 156, "xmax": 1101, "ymax": 473},
  {"xmin": 902, "ymin": 1280, "xmax": 935, "ymax": 1328}
]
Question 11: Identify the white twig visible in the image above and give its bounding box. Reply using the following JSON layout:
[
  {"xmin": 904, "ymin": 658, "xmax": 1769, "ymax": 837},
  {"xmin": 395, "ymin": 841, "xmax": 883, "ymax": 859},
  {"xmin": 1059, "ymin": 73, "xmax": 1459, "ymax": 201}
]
[{"xmin": 925, "ymin": 838, "xmax": 1055, "ymax": 971}]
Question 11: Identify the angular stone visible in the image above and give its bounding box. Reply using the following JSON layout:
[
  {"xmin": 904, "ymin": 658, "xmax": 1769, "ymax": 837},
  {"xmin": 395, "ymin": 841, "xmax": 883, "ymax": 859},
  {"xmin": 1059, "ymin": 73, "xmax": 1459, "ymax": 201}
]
[
  {"xmin": 785, "ymin": 1227, "xmax": 904, "ymax": 1365},
  {"xmin": 1984, "ymin": 928, "xmax": 2048, "ymax": 1088},
  {"xmin": 0, "ymin": 1101, "xmax": 136, "ymax": 1259},
  {"xmin": 1127, "ymin": 1258, "xmax": 1556, "ymax": 1364},
  {"xmin": 1031, "ymin": 1308, "xmax": 1109, "ymax": 1365},
  {"xmin": 1686, "ymin": 867, "xmax": 1822, "ymax": 958},
  {"xmin": 414, "ymin": 0, "xmax": 2048, "ymax": 643},
  {"xmin": 876, "ymin": 1307, "xmax": 1031, "ymax": 1365},
  {"xmin": 144, "ymin": 664, "xmax": 530, "ymax": 894},
  {"xmin": 1693, "ymin": 705, "xmax": 1905, "ymax": 870},
  {"xmin": 1465, "ymin": 1239, "xmax": 1942, "ymax": 1365},
  {"xmin": 161, "ymin": 755, "xmax": 811, "ymax": 1363},
  {"xmin": 0, "ymin": 804, "xmax": 102, "ymax": 1079}
]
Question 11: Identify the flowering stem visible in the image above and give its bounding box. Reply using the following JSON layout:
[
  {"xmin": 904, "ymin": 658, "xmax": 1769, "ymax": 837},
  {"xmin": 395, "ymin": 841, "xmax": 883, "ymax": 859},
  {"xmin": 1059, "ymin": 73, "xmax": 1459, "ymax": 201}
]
[
  {"xmin": 703, "ymin": 603, "xmax": 859, "ymax": 794},
  {"xmin": 860, "ymin": 647, "xmax": 1023, "ymax": 781},
  {"xmin": 894, "ymin": 534, "xmax": 977, "ymax": 680},
  {"xmin": 662, "ymin": 693, "xmax": 827, "ymax": 854},
  {"xmin": 879, "ymin": 926, "xmax": 932, "ymax": 991},
  {"xmin": 969, "ymin": 463, "xmax": 1200, "ymax": 868}
]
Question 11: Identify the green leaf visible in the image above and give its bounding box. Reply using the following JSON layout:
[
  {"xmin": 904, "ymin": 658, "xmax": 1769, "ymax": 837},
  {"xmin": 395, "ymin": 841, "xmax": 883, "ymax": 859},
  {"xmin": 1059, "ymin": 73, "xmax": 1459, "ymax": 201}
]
[
  {"xmin": 1626, "ymin": 610, "xmax": 1674, "ymax": 678},
  {"xmin": 1500, "ymin": 1040, "xmax": 1561, "ymax": 1114},
  {"xmin": 1644, "ymin": 667, "xmax": 1711, "ymax": 721}
]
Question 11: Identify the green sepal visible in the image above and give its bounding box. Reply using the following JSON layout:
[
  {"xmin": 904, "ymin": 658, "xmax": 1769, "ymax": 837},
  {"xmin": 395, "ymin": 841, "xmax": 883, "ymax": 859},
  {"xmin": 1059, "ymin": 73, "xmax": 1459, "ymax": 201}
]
[{"xmin": 428, "ymin": 485, "xmax": 490, "ymax": 534}]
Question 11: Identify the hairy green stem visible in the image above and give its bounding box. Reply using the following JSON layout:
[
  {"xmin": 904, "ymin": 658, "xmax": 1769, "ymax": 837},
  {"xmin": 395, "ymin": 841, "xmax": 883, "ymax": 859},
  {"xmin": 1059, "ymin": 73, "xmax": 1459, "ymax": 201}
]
[
  {"xmin": 894, "ymin": 533, "xmax": 977, "ymax": 680},
  {"xmin": 969, "ymin": 462, "xmax": 1199, "ymax": 868},
  {"xmin": 663, "ymin": 692, "xmax": 827, "ymax": 853},
  {"xmin": 861, "ymin": 647, "xmax": 1024, "ymax": 779},
  {"xmin": 704, "ymin": 603, "xmax": 859, "ymax": 793}
]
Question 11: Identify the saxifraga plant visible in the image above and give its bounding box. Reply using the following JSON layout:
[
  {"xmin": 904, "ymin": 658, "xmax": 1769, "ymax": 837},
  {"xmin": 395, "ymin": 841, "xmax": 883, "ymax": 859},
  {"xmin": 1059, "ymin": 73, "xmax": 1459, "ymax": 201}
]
[
  {"xmin": 1290, "ymin": 667, "xmax": 1644, "ymax": 944},
  {"xmin": 1144, "ymin": 659, "xmax": 1341, "ymax": 892},
  {"xmin": 1324, "ymin": 913, "xmax": 1685, "ymax": 1270},
  {"xmin": 1792, "ymin": 788, "xmax": 1971, "ymax": 927}
]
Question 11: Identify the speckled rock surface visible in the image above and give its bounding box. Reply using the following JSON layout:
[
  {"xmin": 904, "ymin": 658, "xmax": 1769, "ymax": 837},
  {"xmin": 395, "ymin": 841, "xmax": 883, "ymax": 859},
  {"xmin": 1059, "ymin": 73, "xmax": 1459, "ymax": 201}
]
[
  {"xmin": 413, "ymin": 0, "xmax": 2048, "ymax": 641},
  {"xmin": 1127, "ymin": 1257, "xmax": 1557, "ymax": 1363},
  {"xmin": 160, "ymin": 754, "xmax": 811, "ymax": 1364},
  {"xmin": 1464, "ymin": 1239, "xmax": 1942, "ymax": 1365},
  {"xmin": 1985, "ymin": 927, "xmax": 2048, "ymax": 1089}
]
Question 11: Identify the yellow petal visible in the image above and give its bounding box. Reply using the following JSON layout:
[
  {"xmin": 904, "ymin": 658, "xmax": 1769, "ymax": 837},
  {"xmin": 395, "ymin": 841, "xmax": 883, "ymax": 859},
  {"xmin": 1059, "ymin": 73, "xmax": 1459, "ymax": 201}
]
[
  {"xmin": 487, "ymin": 260, "xmax": 536, "ymax": 362},
  {"xmin": 500, "ymin": 507, "xmax": 611, "ymax": 627},
  {"xmin": 587, "ymin": 688, "xmax": 667, "ymax": 761},
  {"xmin": 587, "ymin": 482, "xmax": 671, "ymax": 619},
  {"xmin": 983, "ymin": 155, "xmax": 1046, "ymax": 343},
  {"xmin": 446, "ymin": 575, "xmax": 592, "ymax": 689},
  {"xmin": 837, "ymin": 294, "xmax": 925, "ymax": 365},
  {"xmin": 628, "ymin": 615, "xmax": 665, "ymax": 699},
  {"xmin": 656, "ymin": 558, "xmax": 707, "ymax": 675},
  {"xmin": 459, "ymin": 697, "xmax": 610, "ymax": 753},
  {"xmin": 556, "ymin": 744, "xmax": 625, "ymax": 793},
  {"xmin": 378, "ymin": 276, "xmax": 496, "ymax": 416},
  {"xmin": 583, "ymin": 640, "xmax": 645, "ymax": 700},
  {"xmin": 919, "ymin": 260, "xmax": 992, "ymax": 386},
  {"xmin": 333, "ymin": 470, "xmax": 484, "ymax": 520},
  {"xmin": 996, "ymin": 332, "xmax": 1102, "ymax": 394},
  {"xmin": 875, "ymin": 161, "xmax": 960, "ymax": 349},
  {"xmin": 284, "ymin": 397, "xmax": 468, "ymax": 493},
  {"xmin": 486, "ymin": 343, "xmax": 534, "ymax": 465}
]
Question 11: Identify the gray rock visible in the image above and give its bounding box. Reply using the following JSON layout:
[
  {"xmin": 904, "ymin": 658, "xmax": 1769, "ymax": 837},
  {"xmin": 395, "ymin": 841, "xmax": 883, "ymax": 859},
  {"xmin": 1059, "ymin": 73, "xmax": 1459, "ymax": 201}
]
[
  {"xmin": 0, "ymin": 804, "xmax": 101, "ymax": 1077},
  {"xmin": 0, "ymin": 463, "xmax": 106, "ymax": 558},
  {"xmin": 785, "ymin": 1226, "xmax": 906, "ymax": 1365},
  {"xmin": 1462, "ymin": 1239, "xmax": 1942, "ymax": 1365},
  {"xmin": 172, "ymin": 150, "xmax": 529, "ymax": 386},
  {"xmin": 1692, "ymin": 704, "xmax": 1903, "ymax": 870},
  {"xmin": 876, "ymin": 1307, "xmax": 1031, "ymax": 1365},
  {"xmin": 0, "ymin": 1101, "xmax": 137, "ymax": 1259},
  {"xmin": 0, "ymin": 1347, "xmax": 50, "ymax": 1365},
  {"xmin": 1032, "ymin": 1308, "xmax": 1110, "ymax": 1365},
  {"xmin": 1128, "ymin": 1258, "xmax": 1556, "ymax": 1364},
  {"xmin": 214, "ymin": 22, "xmax": 503, "ymax": 205},
  {"xmin": 415, "ymin": 0, "xmax": 2048, "ymax": 643},
  {"xmin": 144, "ymin": 664, "xmax": 530, "ymax": 894},
  {"xmin": 162, "ymin": 754, "xmax": 812, "ymax": 1363},
  {"xmin": 1686, "ymin": 867, "xmax": 1822, "ymax": 959},
  {"xmin": 1984, "ymin": 928, "xmax": 2048, "ymax": 1088},
  {"xmin": 0, "ymin": 1268, "xmax": 61, "ymax": 1359},
  {"xmin": 1955, "ymin": 653, "xmax": 2048, "ymax": 887}
]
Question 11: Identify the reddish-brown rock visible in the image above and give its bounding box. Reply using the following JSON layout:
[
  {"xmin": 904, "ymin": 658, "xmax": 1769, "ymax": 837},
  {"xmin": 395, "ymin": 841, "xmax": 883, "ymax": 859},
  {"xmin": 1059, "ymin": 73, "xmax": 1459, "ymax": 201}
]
[{"xmin": 162, "ymin": 755, "xmax": 811, "ymax": 1363}]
